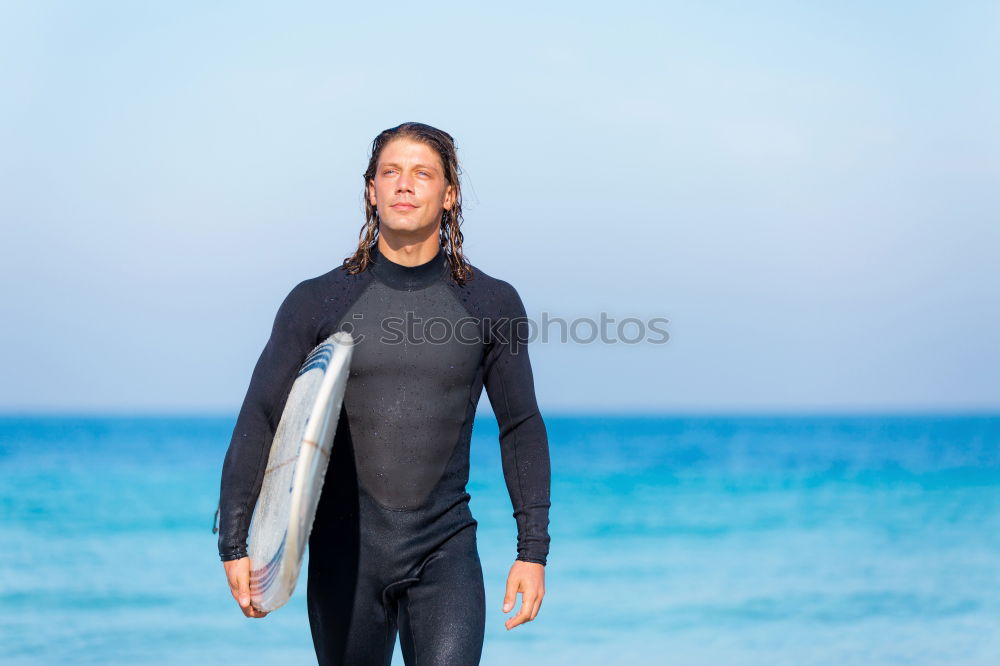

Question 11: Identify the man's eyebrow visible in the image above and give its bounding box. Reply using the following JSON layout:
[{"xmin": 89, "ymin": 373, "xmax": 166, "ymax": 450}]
[{"xmin": 381, "ymin": 162, "xmax": 439, "ymax": 171}]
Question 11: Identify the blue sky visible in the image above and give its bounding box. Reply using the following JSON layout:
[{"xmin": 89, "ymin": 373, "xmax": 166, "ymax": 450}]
[{"xmin": 1, "ymin": 1, "xmax": 997, "ymax": 413}]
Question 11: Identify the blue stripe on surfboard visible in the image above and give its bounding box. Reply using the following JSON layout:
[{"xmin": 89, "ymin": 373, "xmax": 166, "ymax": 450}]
[
  {"xmin": 250, "ymin": 530, "xmax": 286, "ymax": 592},
  {"xmin": 257, "ymin": 533, "xmax": 284, "ymax": 591},
  {"xmin": 301, "ymin": 345, "xmax": 332, "ymax": 370},
  {"xmin": 303, "ymin": 343, "xmax": 332, "ymax": 366},
  {"xmin": 298, "ymin": 343, "xmax": 333, "ymax": 376}
]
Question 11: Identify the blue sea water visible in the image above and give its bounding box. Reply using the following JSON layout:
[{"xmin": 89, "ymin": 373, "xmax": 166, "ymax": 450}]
[{"xmin": 1, "ymin": 413, "xmax": 998, "ymax": 665}]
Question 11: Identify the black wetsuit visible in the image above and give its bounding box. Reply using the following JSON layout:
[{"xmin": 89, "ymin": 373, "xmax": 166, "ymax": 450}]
[{"xmin": 216, "ymin": 243, "xmax": 551, "ymax": 665}]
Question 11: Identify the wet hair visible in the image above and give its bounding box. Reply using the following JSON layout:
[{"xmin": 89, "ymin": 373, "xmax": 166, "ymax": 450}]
[{"xmin": 342, "ymin": 122, "xmax": 473, "ymax": 284}]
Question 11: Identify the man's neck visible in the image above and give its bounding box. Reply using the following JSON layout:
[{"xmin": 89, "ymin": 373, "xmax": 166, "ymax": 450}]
[{"xmin": 376, "ymin": 229, "xmax": 441, "ymax": 267}]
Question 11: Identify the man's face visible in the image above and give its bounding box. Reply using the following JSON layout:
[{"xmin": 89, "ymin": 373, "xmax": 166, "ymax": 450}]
[{"xmin": 368, "ymin": 138, "xmax": 455, "ymax": 238}]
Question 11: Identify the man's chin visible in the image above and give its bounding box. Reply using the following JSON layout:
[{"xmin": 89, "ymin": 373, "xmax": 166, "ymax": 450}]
[{"xmin": 378, "ymin": 219, "xmax": 437, "ymax": 238}]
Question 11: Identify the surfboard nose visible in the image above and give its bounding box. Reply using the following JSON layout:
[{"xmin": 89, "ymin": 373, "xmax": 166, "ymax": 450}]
[{"xmin": 332, "ymin": 331, "xmax": 355, "ymax": 346}]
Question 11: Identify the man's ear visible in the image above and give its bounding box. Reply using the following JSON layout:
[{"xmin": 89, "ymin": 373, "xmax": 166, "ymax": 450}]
[
  {"xmin": 367, "ymin": 179, "xmax": 377, "ymax": 207},
  {"xmin": 444, "ymin": 184, "xmax": 456, "ymax": 211}
]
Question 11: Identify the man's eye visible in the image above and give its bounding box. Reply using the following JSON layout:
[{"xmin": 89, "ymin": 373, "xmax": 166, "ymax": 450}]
[
  {"xmin": 383, "ymin": 169, "xmax": 395, "ymax": 175},
  {"xmin": 418, "ymin": 171, "xmax": 430, "ymax": 177}
]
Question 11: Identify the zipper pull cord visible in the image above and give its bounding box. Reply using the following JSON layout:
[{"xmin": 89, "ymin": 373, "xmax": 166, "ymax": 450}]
[{"xmin": 212, "ymin": 503, "xmax": 220, "ymax": 534}]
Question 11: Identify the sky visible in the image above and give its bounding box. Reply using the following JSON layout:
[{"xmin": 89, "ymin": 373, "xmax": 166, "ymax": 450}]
[{"xmin": 1, "ymin": 1, "xmax": 998, "ymax": 414}]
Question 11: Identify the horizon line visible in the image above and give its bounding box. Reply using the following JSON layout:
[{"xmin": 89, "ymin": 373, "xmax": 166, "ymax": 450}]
[{"xmin": 1, "ymin": 407, "xmax": 998, "ymax": 419}]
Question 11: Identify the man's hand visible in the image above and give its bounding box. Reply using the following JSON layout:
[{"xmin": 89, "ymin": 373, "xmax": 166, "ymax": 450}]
[
  {"xmin": 502, "ymin": 560, "xmax": 545, "ymax": 630},
  {"xmin": 222, "ymin": 557, "xmax": 269, "ymax": 618}
]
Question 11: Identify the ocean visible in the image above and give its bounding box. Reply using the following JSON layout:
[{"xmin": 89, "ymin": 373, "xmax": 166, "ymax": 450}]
[{"xmin": 1, "ymin": 414, "xmax": 998, "ymax": 665}]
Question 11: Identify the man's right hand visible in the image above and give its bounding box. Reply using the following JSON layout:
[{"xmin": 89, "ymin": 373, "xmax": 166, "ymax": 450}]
[{"xmin": 223, "ymin": 557, "xmax": 269, "ymax": 618}]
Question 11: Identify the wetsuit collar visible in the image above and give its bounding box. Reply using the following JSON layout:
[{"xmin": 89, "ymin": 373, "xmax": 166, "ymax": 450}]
[{"xmin": 370, "ymin": 242, "xmax": 447, "ymax": 291}]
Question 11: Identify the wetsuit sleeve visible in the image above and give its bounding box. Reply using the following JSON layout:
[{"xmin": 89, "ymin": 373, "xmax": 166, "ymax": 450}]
[
  {"xmin": 483, "ymin": 281, "xmax": 552, "ymax": 566},
  {"xmin": 217, "ymin": 281, "xmax": 319, "ymax": 561}
]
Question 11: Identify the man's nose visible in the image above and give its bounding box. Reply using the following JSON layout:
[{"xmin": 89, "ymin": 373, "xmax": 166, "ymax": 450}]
[{"xmin": 395, "ymin": 172, "xmax": 414, "ymax": 192}]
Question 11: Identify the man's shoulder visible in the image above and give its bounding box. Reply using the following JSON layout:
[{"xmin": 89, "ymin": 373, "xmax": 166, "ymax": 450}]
[
  {"xmin": 305, "ymin": 260, "xmax": 370, "ymax": 291},
  {"xmin": 465, "ymin": 262, "xmax": 520, "ymax": 293},
  {"xmin": 305, "ymin": 262, "xmax": 360, "ymax": 287},
  {"xmin": 279, "ymin": 262, "xmax": 369, "ymax": 309},
  {"xmin": 451, "ymin": 262, "xmax": 525, "ymax": 316}
]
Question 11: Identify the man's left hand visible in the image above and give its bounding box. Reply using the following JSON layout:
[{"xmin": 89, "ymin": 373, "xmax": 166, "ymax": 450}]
[{"xmin": 502, "ymin": 560, "xmax": 545, "ymax": 630}]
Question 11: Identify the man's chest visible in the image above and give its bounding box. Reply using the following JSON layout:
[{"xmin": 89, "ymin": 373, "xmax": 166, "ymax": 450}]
[{"xmin": 330, "ymin": 280, "xmax": 485, "ymax": 391}]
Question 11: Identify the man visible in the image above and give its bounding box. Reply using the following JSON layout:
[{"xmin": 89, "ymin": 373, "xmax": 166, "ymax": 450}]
[{"xmin": 217, "ymin": 122, "xmax": 551, "ymax": 665}]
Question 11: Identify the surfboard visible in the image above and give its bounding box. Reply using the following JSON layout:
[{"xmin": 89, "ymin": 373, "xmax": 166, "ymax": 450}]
[{"xmin": 245, "ymin": 331, "xmax": 354, "ymax": 613}]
